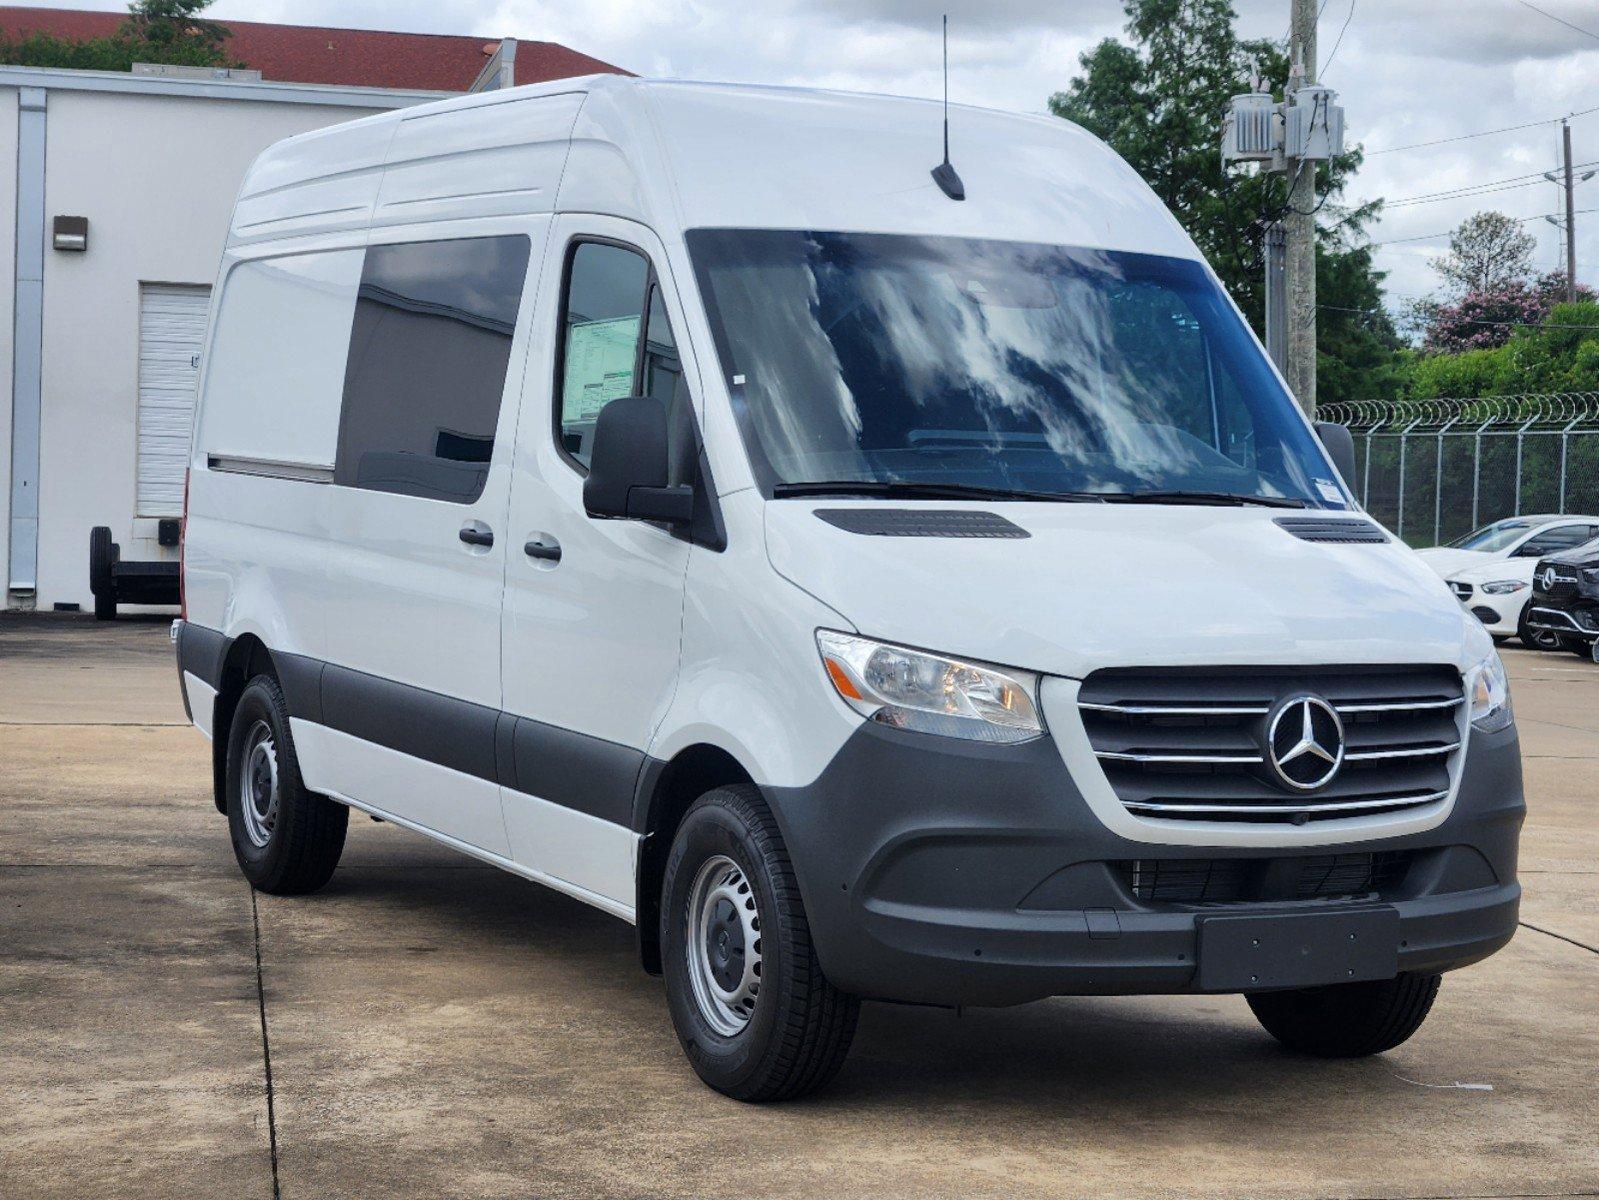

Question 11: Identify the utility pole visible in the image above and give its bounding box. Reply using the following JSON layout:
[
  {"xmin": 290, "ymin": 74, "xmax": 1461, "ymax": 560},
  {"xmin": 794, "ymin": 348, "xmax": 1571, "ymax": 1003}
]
[
  {"xmin": 1285, "ymin": 0, "xmax": 1318, "ymax": 415},
  {"xmin": 1563, "ymin": 117, "xmax": 1577, "ymax": 302}
]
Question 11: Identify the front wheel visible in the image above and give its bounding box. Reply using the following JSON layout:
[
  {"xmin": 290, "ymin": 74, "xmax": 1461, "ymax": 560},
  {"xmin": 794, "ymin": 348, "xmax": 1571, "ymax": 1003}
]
[
  {"xmin": 1247, "ymin": 972, "xmax": 1441, "ymax": 1057},
  {"xmin": 660, "ymin": 784, "xmax": 859, "ymax": 1101},
  {"xmin": 1517, "ymin": 609, "xmax": 1562, "ymax": 651}
]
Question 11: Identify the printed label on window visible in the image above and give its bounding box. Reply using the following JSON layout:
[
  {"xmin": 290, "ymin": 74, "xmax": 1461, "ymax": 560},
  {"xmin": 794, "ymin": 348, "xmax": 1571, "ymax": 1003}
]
[{"xmin": 562, "ymin": 315, "xmax": 641, "ymax": 422}]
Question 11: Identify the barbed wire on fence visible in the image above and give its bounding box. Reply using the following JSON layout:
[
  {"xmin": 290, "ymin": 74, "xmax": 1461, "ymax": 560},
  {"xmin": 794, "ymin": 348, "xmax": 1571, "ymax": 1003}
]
[
  {"xmin": 1315, "ymin": 393, "xmax": 1599, "ymax": 546},
  {"xmin": 1320, "ymin": 392, "xmax": 1599, "ymax": 432}
]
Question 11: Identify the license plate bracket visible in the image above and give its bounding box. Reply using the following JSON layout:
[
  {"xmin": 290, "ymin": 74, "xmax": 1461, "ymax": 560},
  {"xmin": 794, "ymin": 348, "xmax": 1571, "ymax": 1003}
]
[{"xmin": 1197, "ymin": 906, "xmax": 1400, "ymax": 991}]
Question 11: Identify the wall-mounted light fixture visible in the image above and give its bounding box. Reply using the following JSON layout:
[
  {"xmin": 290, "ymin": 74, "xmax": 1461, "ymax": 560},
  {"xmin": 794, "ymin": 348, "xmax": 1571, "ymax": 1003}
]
[{"xmin": 52, "ymin": 215, "xmax": 88, "ymax": 252}]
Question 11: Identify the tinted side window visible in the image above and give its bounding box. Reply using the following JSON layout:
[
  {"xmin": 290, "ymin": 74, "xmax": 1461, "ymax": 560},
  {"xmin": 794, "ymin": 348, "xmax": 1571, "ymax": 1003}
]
[
  {"xmin": 335, "ymin": 235, "xmax": 530, "ymax": 503},
  {"xmin": 1525, "ymin": 525, "xmax": 1591, "ymax": 555}
]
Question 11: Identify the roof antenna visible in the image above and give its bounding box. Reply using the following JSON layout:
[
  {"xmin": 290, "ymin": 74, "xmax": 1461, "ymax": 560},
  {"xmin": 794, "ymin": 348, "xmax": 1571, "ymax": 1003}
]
[{"xmin": 930, "ymin": 14, "xmax": 965, "ymax": 201}]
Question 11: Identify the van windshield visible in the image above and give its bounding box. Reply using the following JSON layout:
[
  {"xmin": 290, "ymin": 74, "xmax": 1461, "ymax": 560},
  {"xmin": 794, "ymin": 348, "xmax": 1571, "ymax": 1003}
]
[{"xmin": 686, "ymin": 230, "xmax": 1344, "ymax": 507}]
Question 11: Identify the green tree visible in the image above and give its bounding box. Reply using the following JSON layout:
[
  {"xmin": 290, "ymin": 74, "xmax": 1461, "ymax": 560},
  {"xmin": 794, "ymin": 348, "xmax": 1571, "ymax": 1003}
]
[
  {"xmin": 1434, "ymin": 211, "xmax": 1536, "ymax": 296},
  {"xmin": 1, "ymin": 0, "xmax": 236, "ymax": 70},
  {"xmin": 1050, "ymin": 0, "xmax": 1398, "ymax": 402}
]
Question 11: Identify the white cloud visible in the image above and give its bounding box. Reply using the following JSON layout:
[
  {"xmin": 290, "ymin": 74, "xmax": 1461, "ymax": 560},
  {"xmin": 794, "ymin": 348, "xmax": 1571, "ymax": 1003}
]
[{"xmin": 34, "ymin": 0, "xmax": 1599, "ymax": 308}]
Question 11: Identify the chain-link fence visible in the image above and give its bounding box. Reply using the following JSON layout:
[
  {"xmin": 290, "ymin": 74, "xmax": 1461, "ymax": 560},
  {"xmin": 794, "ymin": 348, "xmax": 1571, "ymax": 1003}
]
[{"xmin": 1318, "ymin": 394, "xmax": 1599, "ymax": 547}]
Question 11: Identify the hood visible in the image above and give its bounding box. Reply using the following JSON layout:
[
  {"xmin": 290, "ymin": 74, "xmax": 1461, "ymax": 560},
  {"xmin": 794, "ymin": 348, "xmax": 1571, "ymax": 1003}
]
[
  {"xmin": 1414, "ymin": 547, "xmax": 1493, "ymax": 576},
  {"xmin": 1449, "ymin": 558, "xmax": 1536, "ymax": 585},
  {"xmin": 765, "ymin": 502, "xmax": 1484, "ymax": 680},
  {"xmin": 1545, "ymin": 539, "xmax": 1599, "ymax": 567}
]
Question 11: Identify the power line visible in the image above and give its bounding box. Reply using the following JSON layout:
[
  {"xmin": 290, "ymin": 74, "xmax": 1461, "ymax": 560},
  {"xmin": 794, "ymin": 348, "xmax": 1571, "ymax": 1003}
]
[
  {"xmin": 1320, "ymin": 0, "xmax": 1357, "ymax": 76},
  {"xmin": 1513, "ymin": 0, "xmax": 1599, "ymax": 43},
  {"xmin": 1384, "ymin": 161, "xmax": 1599, "ymax": 208},
  {"xmin": 1365, "ymin": 103, "xmax": 1599, "ymax": 157},
  {"xmin": 1370, "ymin": 206, "xmax": 1599, "ymax": 246}
]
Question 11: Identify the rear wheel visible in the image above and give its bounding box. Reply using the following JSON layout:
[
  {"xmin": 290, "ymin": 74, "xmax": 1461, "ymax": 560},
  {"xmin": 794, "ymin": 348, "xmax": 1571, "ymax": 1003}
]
[
  {"xmin": 1247, "ymin": 972, "xmax": 1441, "ymax": 1057},
  {"xmin": 226, "ymin": 674, "xmax": 347, "ymax": 894},
  {"xmin": 661, "ymin": 784, "xmax": 859, "ymax": 1101}
]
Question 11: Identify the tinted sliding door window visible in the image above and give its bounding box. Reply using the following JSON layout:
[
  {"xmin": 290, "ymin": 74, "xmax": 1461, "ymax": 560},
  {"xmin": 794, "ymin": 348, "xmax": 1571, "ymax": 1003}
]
[{"xmin": 335, "ymin": 235, "xmax": 531, "ymax": 503}]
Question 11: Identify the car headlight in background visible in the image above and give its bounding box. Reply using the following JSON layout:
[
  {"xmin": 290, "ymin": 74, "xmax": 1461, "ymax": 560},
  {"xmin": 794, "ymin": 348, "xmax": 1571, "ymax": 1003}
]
[
  {"xmin": 816, "ymin": 630, "xmax": 1044, "ymax": 743},
  {"xmin": 1480, "ymin": 580, "xmax": 1527, "ymax": 595},
  {"xmin": 1468, "ymin": 649, "xmax": 1513, "ymax": 734}
]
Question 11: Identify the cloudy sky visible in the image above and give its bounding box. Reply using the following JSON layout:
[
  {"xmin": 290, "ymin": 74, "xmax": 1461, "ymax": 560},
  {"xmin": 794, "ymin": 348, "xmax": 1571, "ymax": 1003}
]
[{"xmin": 46, "ymin": 0, "xmax": 1599, "ymax": 309}]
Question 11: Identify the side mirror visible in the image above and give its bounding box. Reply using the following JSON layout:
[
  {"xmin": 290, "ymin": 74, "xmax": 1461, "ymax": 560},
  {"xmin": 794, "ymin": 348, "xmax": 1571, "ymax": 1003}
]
[
  {"xmin": 1315, "ymin": 421, "xmax": 1357, "ymax": 489},
  {"xmin": 582, "ymin": 397, "xmax": 694, "ymax": 524}
]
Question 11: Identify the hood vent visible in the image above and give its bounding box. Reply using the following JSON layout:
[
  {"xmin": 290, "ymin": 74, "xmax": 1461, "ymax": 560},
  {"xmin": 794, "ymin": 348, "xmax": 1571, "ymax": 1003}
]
[
  {"xmin": 814, "ymin": 508, "xmax": 1029, "ymax": 538},
  {"xmin": 1275, "ymin": 517, "xmax": 1388, "ymax": 545}
]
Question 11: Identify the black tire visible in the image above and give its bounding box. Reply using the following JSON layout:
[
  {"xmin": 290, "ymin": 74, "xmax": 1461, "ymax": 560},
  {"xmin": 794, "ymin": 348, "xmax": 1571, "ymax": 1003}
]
[
  {"xmin": 660, "ymin": 784, "xmax": 859, "ymax": 1102},
  {"xmin": 225, "ymin": 674, "xmax": 347, "ymax": 895},
  {"xmin": 1517, "ymin": 609, "xmax": 1562, "ymax": 651},
  {"xmin": 89, "ymin": 527, "xmax": 117, "ymax": 620},
  {"xmin": 1247, "ymin": 972, "xmax": 1441, "ymax": 1058}
]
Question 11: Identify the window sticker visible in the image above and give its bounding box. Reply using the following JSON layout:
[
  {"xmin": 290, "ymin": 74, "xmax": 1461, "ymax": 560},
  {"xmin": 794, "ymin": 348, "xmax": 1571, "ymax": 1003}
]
[
  {"xmin": 1314, "ymin": 478, "xmax": 1348, "ymax": 507},
  {"xmin": 562, "ymin": 315, "xmax": 640, "ymax": 422}
]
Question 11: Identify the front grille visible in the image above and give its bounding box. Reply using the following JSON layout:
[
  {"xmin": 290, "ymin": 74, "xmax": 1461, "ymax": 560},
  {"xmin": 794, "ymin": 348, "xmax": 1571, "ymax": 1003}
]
[
  {"xmin": 1470, "ymin": 605, "xmax": 1500, "ymax": 623},
  {"xmin": 1115, "ymin": 851, "xmax": 1412, "ymax": 904},
  {"xmin": 1078, "ymin": 666, "xmax": 1464, "ymax": 824},
  {"xmin": 1534, "ymin": 564, "xmax": 1582, "ymax": 601},
  {"xmin": 1450, "ymin": 580, "xmax": 1474, "ymax": 602}
]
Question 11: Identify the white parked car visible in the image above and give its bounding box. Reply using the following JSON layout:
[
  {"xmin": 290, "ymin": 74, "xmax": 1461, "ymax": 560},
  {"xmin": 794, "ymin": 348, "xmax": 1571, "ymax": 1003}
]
[
  {"xmin": 172, "ymin": 77, "xmax": 1524, "ymax": 1101},
  {"xmin": 1417, "ymin": 515, "xmax": 1599, "ymax": 578},
  {"xmin": 1444, "ymin": 556, "xmax": 1558, "ymax": 648}
]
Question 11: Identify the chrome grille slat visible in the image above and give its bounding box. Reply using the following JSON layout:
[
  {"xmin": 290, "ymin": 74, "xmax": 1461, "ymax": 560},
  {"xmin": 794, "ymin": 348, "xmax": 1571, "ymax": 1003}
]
[
  {"xmin": 1079, "ymin": 665, "xmax": 1465, "ymax": 826},
  {"xmin": 1124, "ymin": 791, "xmax": 1449, "ymax": 817}
]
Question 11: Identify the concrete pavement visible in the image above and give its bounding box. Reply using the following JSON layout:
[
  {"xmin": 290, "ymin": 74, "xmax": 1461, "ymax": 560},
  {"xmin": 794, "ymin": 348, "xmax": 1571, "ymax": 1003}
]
[{"xmin": 2, "ymin": 612, "xmax": 1597, "ymax": 1199}]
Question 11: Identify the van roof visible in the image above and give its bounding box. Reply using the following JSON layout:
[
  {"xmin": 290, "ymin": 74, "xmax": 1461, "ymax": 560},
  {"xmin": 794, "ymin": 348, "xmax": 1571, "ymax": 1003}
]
[{"xmin": 228, "ymin": 75, "xmax": 1200, "ymax": 263}]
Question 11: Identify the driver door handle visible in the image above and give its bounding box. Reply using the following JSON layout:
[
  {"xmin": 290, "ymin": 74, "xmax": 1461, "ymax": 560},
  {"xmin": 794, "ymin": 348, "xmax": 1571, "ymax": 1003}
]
[
  {"xmin": 524, "ymin": 538, "xmax": 562, "ymax": 563},
  {"xmin": 459, "ymin": 524, "xmax": 494, "ymax": 548}
]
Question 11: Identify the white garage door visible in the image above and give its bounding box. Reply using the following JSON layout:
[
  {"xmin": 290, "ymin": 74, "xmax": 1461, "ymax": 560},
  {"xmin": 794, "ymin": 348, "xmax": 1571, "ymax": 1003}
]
[{"xmin": 137, "ymin": 283, "xmax": 211, "ymax": 517}]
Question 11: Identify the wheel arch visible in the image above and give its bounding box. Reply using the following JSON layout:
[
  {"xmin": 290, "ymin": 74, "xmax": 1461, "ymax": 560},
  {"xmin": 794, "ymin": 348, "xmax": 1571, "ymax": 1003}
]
[
  {"xmin": 209, "ymin": 633, "xmax": 278, "ymax": 814},
  {"xmin": 633, "ymin": 742, "xmax": 758, "ymax": 974}
]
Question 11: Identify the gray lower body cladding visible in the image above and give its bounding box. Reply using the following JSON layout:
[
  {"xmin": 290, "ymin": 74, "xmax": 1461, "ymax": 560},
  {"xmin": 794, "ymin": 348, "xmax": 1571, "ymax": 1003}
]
[
  {"xmin": 180, "ymin": 622, "xmax": 1522, "ymax": 1008},
  {"xmin": 769, "ymin": 720, "xmax": 1523, "ymax": 1008}
]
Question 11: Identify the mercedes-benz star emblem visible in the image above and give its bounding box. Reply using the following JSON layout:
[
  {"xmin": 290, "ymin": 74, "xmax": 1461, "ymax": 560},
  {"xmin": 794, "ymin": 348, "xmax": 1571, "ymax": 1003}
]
[
  {"xmin": 1265, "ymin": 695, "xmax": 1345, "ymax": 792},
  {"xmin": 1542, "ymin": 566, "xmax": 1559, "ymax": 590}
]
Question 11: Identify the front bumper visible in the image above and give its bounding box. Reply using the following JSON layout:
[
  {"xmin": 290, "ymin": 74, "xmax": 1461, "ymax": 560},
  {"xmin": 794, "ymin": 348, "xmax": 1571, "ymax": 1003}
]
[
  {"xmin": 1528, "ymin": 601, "xmax": 1599, "ymax": 643},
  {"xmin": 770, "ymin": 719, "xmax": 1523, "ymax": 1007}
]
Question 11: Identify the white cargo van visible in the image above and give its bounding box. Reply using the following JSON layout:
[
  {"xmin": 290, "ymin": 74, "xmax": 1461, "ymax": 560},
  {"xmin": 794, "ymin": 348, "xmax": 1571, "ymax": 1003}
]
[{"xmin": 176, "ymin": 76, "xmax": 1523, "ymax": 1101}]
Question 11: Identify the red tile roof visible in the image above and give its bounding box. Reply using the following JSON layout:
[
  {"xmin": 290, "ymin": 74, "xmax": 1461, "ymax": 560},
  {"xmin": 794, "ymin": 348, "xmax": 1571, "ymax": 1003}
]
[{"xmin": 0, "ymin": 5, "xmax": 628, "ymax": 91}]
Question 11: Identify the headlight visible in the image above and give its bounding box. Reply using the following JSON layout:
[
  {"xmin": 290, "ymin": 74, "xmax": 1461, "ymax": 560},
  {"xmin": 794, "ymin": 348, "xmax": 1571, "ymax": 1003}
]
[
  {"xmin": 1480, "ymin": 580, "xmax": 1526, "ymax": 595},
  {"xmin": 816, "ymin": 630, "xmax": 1043, "ymax": 743},
  {"xmin": 1468, "ymin": 650, "xmax": 1513, "ymax": 733}
]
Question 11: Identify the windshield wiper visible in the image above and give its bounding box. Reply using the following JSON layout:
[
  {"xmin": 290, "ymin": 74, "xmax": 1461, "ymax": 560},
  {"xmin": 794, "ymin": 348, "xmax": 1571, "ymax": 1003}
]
[
  {"xmin": 771, "ymin": 480, "xmax": 1108, "ymax": 503},
  {"xmin": 1097, "ymin": 489, "xmax": 1308, "ymax": 509}
]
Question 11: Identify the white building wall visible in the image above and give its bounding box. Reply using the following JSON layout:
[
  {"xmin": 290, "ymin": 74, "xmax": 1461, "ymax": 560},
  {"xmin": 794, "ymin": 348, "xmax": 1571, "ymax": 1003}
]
[
  {"xmin": 29, "ymin": 89, "xmax": 380, "ymax": 610},
  {"xmin": 0, "ymin": 86, "xmax": 16, "ymax": 581}
]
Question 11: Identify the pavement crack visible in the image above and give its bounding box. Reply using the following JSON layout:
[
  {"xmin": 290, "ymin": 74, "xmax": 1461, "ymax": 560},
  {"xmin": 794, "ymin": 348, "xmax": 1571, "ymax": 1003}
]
[
  {"xmin": 1520, "ymin": 919, "xmax": 1599, "ymax": 957},
  {"xmin": 251, "ymin": 887, "xmax": 283, "ymax": 1200}
]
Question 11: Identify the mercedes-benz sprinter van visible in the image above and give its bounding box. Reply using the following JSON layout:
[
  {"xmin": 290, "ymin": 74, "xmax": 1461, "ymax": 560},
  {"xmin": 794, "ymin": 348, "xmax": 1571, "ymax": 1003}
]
[{"xmin": 175, "ymin": 77, "xmax": 1523, "ymax": 1101}]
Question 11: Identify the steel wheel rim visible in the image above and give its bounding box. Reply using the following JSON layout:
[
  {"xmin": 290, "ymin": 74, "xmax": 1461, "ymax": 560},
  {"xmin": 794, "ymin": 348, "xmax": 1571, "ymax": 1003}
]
[
  {"xmin": 239, "ymin": 719, "xmax": 280, "ymax": 849},
  {"xmin": 685, "ymin": 854, "xmax": 763, "ymax": 1036}
]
